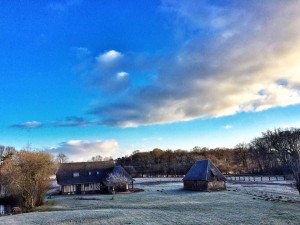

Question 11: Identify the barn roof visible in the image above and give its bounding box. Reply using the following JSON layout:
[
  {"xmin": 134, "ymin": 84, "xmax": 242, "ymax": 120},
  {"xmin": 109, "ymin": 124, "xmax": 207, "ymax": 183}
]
[
  {"xmin": 56, "ymin": 161, "xmax": 133, "ymax": 185},
  {"xmin": 183, "ymin": 159, "xmax": 226, "ymax": 181}
]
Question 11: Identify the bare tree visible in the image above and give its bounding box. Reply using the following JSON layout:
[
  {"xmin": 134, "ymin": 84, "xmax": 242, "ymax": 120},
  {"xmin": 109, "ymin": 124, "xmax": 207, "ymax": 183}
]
[
  {"xmin": 56, "ymin": 153, "xmax": 68, "ymax": 164},
  {"xmin": 290, "ymin": 162, "xmax": 300, "ymax": 193},
  {"xmin": 103, "ymin": 156, "xmax": 113, "ymax": 161},
  {"xmin": 0, "ymin": 151, "xmax": 57, "ymax": 209},
  {"xmin": 0, "ymin": 146, "xmax": 16, "ymax": 164},
  {"xmin": 234, "ymin": 143, "xmax": 250, "ymax": 173},
  {"xmin": 91, "ymin": 155, "xmax": 103, "ymax": 161},
  {"xmin": 0, "ymin": 145, "xmax": 5, "ymax": 164},
  {"xmin": 105, "ymin": 173, "xmax": 131, "ymax": 200},
  {"xmin": 251, "ymin": 128, "xmax": 300, "ymax": 192}
]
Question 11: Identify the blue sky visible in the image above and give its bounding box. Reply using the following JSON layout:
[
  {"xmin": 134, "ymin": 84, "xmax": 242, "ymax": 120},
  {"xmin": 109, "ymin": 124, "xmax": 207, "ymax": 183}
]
[{"xmin": 1, "ymin": 0, "xmax": 300, "ymax": 161}]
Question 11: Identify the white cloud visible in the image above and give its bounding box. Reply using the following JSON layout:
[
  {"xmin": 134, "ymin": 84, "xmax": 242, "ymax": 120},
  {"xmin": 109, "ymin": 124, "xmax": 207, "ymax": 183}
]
[
  {"xmin": 223, "ymin": 125, "xmax": 233, "ymax": 129},
  {"xmin": 48, "ymin": 140, "xmax": 120, "ymax": 162},
  {"xmin": 24, "ymin": 121, "xmax": 42, "ymax": 128},
  {"xmin": 96, "ymin": 50, "xmax": 122, "ymax": 63},
  {"xmin": 116, "ymin": 71, "xmax": 128, "ymax": 79},
  {"xmin": 85, "ymin": 1, "xmax": 300, "ymax": 127}
]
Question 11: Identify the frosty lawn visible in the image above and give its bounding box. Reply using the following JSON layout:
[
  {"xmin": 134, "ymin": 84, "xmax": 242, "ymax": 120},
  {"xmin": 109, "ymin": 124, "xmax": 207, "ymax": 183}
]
[{"xmin": 1, "ymin": 179, "xmax": 299, "ymax": 225}]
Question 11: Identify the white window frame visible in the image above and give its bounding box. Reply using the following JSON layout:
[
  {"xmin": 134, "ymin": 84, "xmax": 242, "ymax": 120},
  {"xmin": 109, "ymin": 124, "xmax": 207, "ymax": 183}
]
[{"xmin": 73, "ymin": 172, "xmax": 80, "ymax": 177}]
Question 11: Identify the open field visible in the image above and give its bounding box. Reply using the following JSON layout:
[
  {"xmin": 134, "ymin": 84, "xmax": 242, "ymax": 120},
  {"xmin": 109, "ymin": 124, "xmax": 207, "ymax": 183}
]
[{"xmin": 0, "ymin": 178, "xmax": 299, "ymax": 225}]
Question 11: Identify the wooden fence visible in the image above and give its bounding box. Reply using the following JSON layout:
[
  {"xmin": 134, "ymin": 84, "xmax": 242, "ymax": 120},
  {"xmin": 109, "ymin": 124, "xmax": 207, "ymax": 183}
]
[{"xmin": 225, "ymin": 175, "xmax": 291, "ymax": 182}]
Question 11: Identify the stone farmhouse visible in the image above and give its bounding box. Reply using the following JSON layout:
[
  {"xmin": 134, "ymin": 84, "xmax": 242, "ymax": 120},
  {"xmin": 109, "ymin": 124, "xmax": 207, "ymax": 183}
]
[{"xmin": 56, "ymin": 161, "xmax": 134, "ymax": 194}]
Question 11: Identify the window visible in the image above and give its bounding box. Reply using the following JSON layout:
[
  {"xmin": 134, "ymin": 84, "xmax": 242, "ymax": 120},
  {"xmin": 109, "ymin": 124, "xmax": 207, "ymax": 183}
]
[
  {"xmin": 89, "ymin": 172, "xmax": 92, "ymax": 175},
  {"xmin": 73, "ymin": 172, "xmax": 79, "ymax": 177},
  {"xmin": 97, "ymin": 171, "xmax": 99, "ymax": 175}
]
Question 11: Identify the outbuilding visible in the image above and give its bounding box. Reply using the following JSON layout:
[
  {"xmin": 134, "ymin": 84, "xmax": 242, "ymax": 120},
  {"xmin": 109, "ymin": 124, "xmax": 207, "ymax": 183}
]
[
  {"xmin": 56, "ymin": 161, "xmax": 134, "ymax": 194},
  {"xmin": 183, "ymin": 159, "xmax": 226, "ymax": 191}
]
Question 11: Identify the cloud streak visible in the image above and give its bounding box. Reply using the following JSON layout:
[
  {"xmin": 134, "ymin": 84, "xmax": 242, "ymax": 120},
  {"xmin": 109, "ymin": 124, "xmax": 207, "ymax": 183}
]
[
  {"xmin": 80, "ymin": 1, "xmax": 300, "ymax": 127},
  {"xmin": 11, "ymin": 121, "xmax": 43, "ymax": 129},
  {"xmin": 51, "ymin": 116, "xmax": 96, "ymax": 127},
  {"xmin": 11, "ymin": 117, "xmax": 97, "ymax": 129}
]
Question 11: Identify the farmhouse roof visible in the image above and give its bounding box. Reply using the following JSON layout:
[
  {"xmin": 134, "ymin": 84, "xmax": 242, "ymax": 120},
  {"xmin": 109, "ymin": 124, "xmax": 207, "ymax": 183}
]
[
  {"xmin": 56, "ymin": 161, "xmax": 133, "ymax": 185},
  {"xmin": 183, "ymin": 159, "xmax": 226, "ymax": 181}
]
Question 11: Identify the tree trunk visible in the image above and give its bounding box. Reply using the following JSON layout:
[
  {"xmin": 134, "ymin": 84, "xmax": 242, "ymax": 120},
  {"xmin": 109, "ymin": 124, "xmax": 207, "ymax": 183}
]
[
  {"xmin": 111, "ymin": 187, "xmax": 115, "ymax": 200},
  {"xmin": 295, "ymin": 174, "xmax": 300, "ymax": 194}
]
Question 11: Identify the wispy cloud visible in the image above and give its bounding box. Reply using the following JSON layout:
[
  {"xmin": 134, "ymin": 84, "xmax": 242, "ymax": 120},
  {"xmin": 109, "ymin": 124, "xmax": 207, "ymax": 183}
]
[
  {"xmin": 11, "ymin": 121, "xmax": 43, "ymax": 129},
  {"xmin": 223, "ymin": 125, "xmax": 233, "ymax": 129},
  {"xmin": 47, "ymin": 0, "xmax": 82, "ymax": 12},
  {"xmin": 12, "ymin": 116, "xmax": 97, "ymax": 129},
  {"xmin": 51, "ymin": 116, "xmax": 95, "ymax": 127},
  {"xmin": 79, "ymin": 49, "xmax": 130, "ymax": 93},
  {"xmin": 74, "ymin": 47, "xmax": 91, "ymax": 59},
  {"xmin": 48, "ymin": 139, "xmax": 120, "ymax": 162},
  {"xmin": 78, "ymin": 1, "xmax": 300, "ymax": 127}
]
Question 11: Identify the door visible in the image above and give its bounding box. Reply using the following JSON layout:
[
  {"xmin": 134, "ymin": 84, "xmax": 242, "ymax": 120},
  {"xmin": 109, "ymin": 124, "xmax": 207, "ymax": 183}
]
[{"xmin": 76, "ymin": 184, "xmax": 81, "ymax": 194}]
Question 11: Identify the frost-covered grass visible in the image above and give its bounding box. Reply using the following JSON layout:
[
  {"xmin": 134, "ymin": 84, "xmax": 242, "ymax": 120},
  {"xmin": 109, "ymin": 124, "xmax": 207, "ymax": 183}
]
[{"xmin": 1, "ymin": 178, "xmax": 300, "ymax": 225}]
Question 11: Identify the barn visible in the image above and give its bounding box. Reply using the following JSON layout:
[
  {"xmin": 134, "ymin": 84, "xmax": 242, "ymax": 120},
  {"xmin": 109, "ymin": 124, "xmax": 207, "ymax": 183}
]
[
  {"xmin": 56, "ymin": 161, "xmax": 134, "ymax": 194},
  {"xmin": 183, "ymin": 159, "xmax": 226, "ymax": 191}
]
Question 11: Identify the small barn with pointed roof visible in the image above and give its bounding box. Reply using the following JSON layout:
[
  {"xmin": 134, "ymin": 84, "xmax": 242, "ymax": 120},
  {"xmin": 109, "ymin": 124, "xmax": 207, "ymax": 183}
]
[
  {"xmin": 56, "ymin": 161, "xmax": 134, "ymax": 194},
  {"xmin": 183, "ymin": 159, "xmax": 226, "ymax": 191}
]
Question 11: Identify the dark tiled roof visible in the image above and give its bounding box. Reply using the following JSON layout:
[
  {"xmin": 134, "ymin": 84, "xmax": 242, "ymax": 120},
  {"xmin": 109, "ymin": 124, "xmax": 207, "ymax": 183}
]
[
  {"xmin": 183, "ymin": 159, "xmax": 226, "ymax": 181},
  {"xmin": 56, "ymin": 161, "xmax": 115, "ymax": 185}
]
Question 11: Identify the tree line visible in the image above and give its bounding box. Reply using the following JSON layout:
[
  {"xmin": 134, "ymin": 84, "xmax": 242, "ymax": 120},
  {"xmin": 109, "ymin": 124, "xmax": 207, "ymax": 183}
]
[
  {"xmin": 115, "ymin": 128, "xmax": 300, "ymax": 192},
  {"xmin": 115, "ymin": 128, "xmax": 299, "ymax": 177}
]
